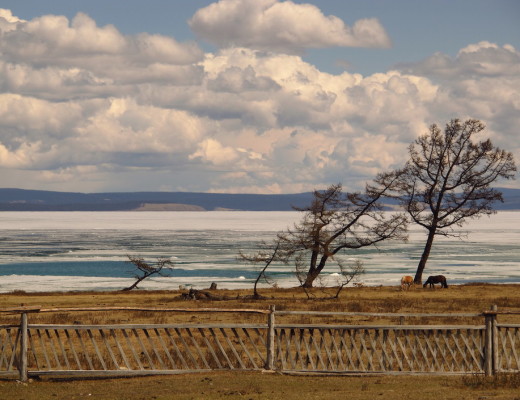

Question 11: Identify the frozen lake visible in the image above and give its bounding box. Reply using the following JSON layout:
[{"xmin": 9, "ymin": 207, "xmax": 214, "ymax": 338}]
[{"xmin": 0, "ymin": 211, "xmax": 519, "ymax": 292}]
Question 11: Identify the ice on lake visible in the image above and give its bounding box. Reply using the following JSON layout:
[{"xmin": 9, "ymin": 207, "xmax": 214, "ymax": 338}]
[{"xmin": 0, "ymin": 211, "xmax": 519, "ymax": 292}]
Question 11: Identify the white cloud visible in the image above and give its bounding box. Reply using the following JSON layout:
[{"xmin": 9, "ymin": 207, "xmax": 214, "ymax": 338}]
[
  {"xmin": 189, "ymin": 138, "xmax": 240, "ymax": 166},
  {"xmin": 0, "ymin": 8, "xmax": 25, "ymax": 31},
  {"xmin": 0, "ymin": 7, "xmax": 518, "ymax": 194},
  {"xmin": 0, "ymin": 10, "xmax": 203, "ymax": 71},
  {"xmin": 400, "ymin": 41, "xmax": 520, "ymax": 79},
  {"xmin": 207, "ymin": 65, "xmax": 281, "ymax": 93},
  {"xmin": 189, "ymin": 0, "xmax": 391, "ymax": 53},
  {"xmin": 397, "ymin": 42, "xmax": 520, "ymax": 153}
]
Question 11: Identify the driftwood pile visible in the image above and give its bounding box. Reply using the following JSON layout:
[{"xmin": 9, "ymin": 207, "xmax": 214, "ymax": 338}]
[{"xmin": 180, "ymin": 283, "xmax": 230, "ymax": 300}]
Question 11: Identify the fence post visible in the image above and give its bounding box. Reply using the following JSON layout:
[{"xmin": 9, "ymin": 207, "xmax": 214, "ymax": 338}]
[
  {"xmin": 491, "ymin": 304, "xmax": 498, "ymax": 375},
  {"xmin": 19, "ymin": 312, "xmax": 28, "ymax": 382},
  {"xmin": 484, "ymin": 305, "xmax": 498, "ymax": 376},
  {"xmin": 266, "ymin": 305, "xmax": 275, "ymax": 370}
]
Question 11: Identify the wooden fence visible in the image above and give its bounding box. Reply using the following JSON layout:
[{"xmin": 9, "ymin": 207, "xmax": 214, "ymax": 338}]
[{"xmin": 0, "ymin": 305, "xmax": 519, "ymax": 381}]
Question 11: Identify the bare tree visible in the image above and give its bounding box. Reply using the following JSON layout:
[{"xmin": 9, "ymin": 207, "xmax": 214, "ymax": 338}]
[
  {"xmin": 276, "ymin": 181, "xmax": 408, "ymax": 288},
  {"xmin": 123, "ymin": 255, "xmax": 174, "ymax": 291},
  {"xmin": 238, "ymin": 240, "xmax": 284, "ymax": 299},
  {"xmin": 388, "ymin": 119, "xmax": 516, "ymax": 284},
  {"xmin": 331, "ymin": 259, "xmax": 365, "ymax": 299},
  {"xmin": 295, "ymin": 255, "xmax": 366, "ymax": 299}
]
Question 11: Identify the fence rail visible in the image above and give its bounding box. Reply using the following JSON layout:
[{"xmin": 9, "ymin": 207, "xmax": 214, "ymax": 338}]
[{"xmin": 1, "ymin": 305, "xmax": 519, "ymax": 380}]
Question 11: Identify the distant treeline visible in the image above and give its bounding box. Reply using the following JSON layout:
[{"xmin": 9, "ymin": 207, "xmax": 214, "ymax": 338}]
[{"xmin": 0, "ymin": 187, "xmax": 519, "ymax": 211}]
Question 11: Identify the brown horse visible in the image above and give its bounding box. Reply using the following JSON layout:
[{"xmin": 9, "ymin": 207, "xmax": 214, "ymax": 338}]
[
  {"xmin": 400, "ymin": 275, "xmax": 414, "ymax": 290},
  {"xmin": 423, "ymin": 275, "xmax": 448, "ymax": 288}
]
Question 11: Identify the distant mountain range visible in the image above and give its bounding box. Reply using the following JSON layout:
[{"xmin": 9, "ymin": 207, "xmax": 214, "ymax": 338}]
[{"xmin": 0, "ymin": 187, "xmax": 519, "ymax": 211}]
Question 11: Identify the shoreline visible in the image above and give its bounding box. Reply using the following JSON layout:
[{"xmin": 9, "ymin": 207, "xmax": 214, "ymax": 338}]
[{"xmin": 2, "ymin": 277, "xmax": 520, "ymax": 294}]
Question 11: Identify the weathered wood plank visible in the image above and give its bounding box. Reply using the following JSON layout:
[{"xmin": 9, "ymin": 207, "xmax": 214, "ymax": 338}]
[
  {"xmin": 75, "ymin": 330, "xmax": 94, "ymax": 370},
  {"xmin": 45, "ymin": 329, "xmax": 62, "ymax": 369},
  {"xmin": 132, "ymin": 328, "xmax": 154, "ymax": 369},
  {"xmin": 242, "ymin": 327, "xmax": 265, "ymax": 366},
  {"xmin": 185, "ymin": 328, "xmax": 210, "ymax": 370},
  {"xmin": 28, "ymin": 323, "xmax": 266, "ymax": 330},
  {"xmin": 88, "ymin": 329, "xmax": 107, "ymax": 370},
  {"xmin": 232, "ymin": 328, "xmax": 258, "ymax": 369},
  {"xmin": 110, "ymin": 329, "xmax": 132, "ymax": 371},
  {"xmin": 36, "ymin": 329, "xmax": 51, "ymax": 370},
  {"xmin": 275, "ymin": 311, "xmax": 482, "ymax": 318},
  {"xmin": 164, "ymin": 328, "xmax": 189, "ymax": 369},
  {"xmin": 19, "ymin": 314, "xmax": 28, "ymax": 381},
  {"xmin": 209, "ymin": 328, "xmax": 233, "ymax": 369},
  {"xmin": 174, "ymin": 328, "xmax": 200, "ymax": 369},
  {"xmin": 220, "ymin": 328, "xmax": 245, "ymax": 369},
  {"xmin": 121, "ymin": 328, "xmax": 144, "ymax": 370},
  {"xmin": 99, "ymin": 329, "xmax": 119, "ymax": 370},
  {"xmin": 33, "ymin": 307, "xmax": 269, "ymax": 314},
  {"xmin": 143, "ymin": 329, "xmax": 165, "ymax": 370},
  {"xmin": 275, "ymin": 324, "xmax": 485, "ymax": 330},
  {"xmin": 26, "ymin": 330, "xmax": 37, "ymax": 370},
  {"xmin": 195, "ymin": 328, "xmax": 219, "ymax": 369},
  {"xmin": 53, "ymin": 330, "xmax": 71, "ymax": 370}
]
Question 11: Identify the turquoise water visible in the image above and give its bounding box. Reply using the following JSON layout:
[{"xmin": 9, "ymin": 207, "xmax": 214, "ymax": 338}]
[{"xmin": 0, "ymin": 211, "xmax": 519, "ymax": 292}]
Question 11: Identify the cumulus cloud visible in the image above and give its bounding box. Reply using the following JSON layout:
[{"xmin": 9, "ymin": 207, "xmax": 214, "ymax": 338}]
[
  {"xmin": 0, "ymin": 8, "xmax": 25, "ymax": 29},
  {"xmin": 189, "ymin": 0, "xmax": 391, "ymax": 53},
  {"xmin": 400, "ymin": 41, "xmax": 520, "ymax": 79},
  {"xmin": 397, "ymin": 42, "xmax": 520, "ymax": 149},
  {"xmin": 0, "ymin": 9, "xmax": 205, "ymax": 98},
  {"xmin": 0, "ymin": 10, "xmax": 203, "ymax": 71},
  {"xmin": 0, "ymin": 7, "xmax": 518, "ymax": 194}
]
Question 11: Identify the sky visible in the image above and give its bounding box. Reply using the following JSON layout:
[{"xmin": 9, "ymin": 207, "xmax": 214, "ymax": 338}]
[{"xmin": 0, "ymin": 0, "xmax": 519, "ymax": 194}]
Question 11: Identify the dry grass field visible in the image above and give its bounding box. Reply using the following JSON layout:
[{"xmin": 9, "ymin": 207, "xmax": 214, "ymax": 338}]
[
  {"xmin": 1, "ymin": 283, "xmax": 520, "ymax": 399},
  {"xmin": 2, "ymin": 371, "xmax": 520, "ymax": 400}
]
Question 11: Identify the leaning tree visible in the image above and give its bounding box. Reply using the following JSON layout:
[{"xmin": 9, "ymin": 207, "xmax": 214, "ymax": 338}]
[
  {"xmin": 238, "ymin": 239, "xmax": 284, "ymax": 299},
  {"xmin": 274, "ymin": 180, "xmax": 408, "ymax": 288},
  {"xmin": 388, "ymin": 119, "xmax": 516, "ymax": 284},
  {"xmin": 123, "ymin": 255, "xmax": 174, "ymax": 291}
]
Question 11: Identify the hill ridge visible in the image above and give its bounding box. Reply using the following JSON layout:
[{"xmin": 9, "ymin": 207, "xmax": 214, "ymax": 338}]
[{"xmin": 1, "ymin": 187, "xmax": 519, "ymax": 211}]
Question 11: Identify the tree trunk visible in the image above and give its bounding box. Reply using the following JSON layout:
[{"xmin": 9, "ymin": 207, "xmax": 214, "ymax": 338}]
[
  {"xmin": 414, "ymin": 228, "xmax": 436, "ymax": 284},
  {"xmin": 302, "ymin": 256, "xmax": 328, "ymax": 288},
  {"xmin": 253, "ymin": 257, "xmax": 273, "ymax": 297},
  {"xmin": 123, "ymin": 275, "xmax": 148, "ymax": 291},
  {"xmin": 302, "ymin": 270, "xmax": 320, "ymax": 288}
]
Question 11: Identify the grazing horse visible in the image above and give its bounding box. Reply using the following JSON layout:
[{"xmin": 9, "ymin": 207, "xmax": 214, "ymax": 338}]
[
  {"xmin": 400, "ymin": 275, "xmax": 414, "ymax": 290},
  {"xmin": 423, "ymin": 275, "xmax": 448, "ymax": 288}
]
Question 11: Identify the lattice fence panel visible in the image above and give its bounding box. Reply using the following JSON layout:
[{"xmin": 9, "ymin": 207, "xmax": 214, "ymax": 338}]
[
  {"xmin": 275, "ymin": 325, "xmax": 486, "ymax": 373},
  {"xmin": 0, "ymin": 326, "xmax": 20, "ymax": 374},
  {"xmin": 26, "ymin": 324, "xmax": 267, "ymax": 373},
  {"xmin": 496, "ymin": 325, "xmax": 520, "ymax": 372}
]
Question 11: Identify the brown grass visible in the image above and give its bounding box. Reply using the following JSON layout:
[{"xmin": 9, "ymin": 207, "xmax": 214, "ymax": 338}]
[
  {"xmin": 2, "ymin": 283, "xmax": 519, "ymax": 325},
  {"xmin": 2, "ymin": 371, "xmax": 520, "ymax": 400},
  {"xmin": 1, "ymin": 284, "xmax": 520, "ymax": 400}
]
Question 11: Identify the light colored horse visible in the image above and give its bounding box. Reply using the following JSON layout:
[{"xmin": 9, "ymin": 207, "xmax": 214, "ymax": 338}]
[{"xmin": 400, "ymin": 275, "xmax": 414, "ymax": 290}]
